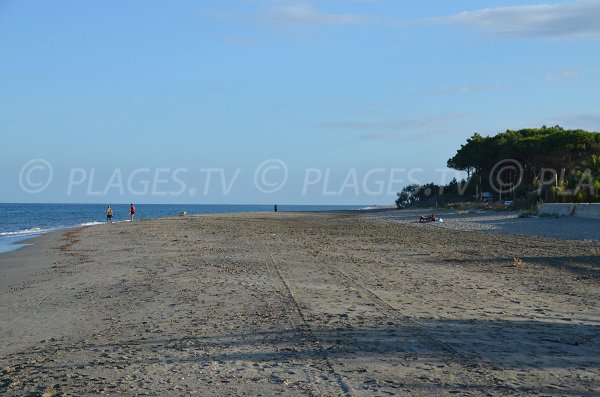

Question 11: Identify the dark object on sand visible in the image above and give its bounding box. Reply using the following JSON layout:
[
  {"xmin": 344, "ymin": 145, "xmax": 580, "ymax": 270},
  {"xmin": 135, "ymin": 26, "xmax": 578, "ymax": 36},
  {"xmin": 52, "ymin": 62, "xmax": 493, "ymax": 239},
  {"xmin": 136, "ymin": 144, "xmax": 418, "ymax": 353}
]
[{"xmin": 419, "ymin": 214, "xmax": 437, "ymax": 223}]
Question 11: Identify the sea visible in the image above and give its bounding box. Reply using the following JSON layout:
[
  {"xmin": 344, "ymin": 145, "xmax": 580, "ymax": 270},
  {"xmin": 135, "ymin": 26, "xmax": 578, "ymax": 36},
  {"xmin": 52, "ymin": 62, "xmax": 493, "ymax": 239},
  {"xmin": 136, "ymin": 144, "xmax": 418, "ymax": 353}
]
[{"xmin": 0, "ymin": 203, "xmax": 368, "ymax": 254}]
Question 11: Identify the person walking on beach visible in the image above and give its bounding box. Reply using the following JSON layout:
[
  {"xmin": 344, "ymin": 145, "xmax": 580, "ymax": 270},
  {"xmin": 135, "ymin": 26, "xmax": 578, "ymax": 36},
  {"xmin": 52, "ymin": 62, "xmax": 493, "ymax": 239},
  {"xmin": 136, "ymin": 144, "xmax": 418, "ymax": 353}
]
[
  {"xmin": 129, "ymin": 203, "xmax": 136, "ymax": 222},
  {"xmin": 106, "ymin": 206, "xmax": 113, "ymax": 223}
]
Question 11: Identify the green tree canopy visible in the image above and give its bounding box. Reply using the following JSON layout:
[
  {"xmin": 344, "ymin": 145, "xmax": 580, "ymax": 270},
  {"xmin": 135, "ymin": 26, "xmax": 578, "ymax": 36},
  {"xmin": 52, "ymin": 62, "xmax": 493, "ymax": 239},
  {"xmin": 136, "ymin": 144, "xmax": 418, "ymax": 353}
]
[{"xmin": 447, "ymin": 126, "xmax": 600, "ymax": 189}]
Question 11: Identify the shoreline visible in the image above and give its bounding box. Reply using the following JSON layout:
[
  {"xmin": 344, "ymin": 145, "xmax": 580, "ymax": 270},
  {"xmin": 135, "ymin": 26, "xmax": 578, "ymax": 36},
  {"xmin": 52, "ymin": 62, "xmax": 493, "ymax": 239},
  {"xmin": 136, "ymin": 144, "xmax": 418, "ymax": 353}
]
[
  {"xmin": 0, "ymin": 222, "xmax": 109, "ymax": 255},
  {"xmin": 3, "ymin": 204, "xmax": 599, "ymax": 259},
  {"xmin": 0, "ymin": 230, "xmax": 66, "ymax": 292},
  {"xmin": 0, "ymin": 204, "xmax": 376, "ymax": 255}
]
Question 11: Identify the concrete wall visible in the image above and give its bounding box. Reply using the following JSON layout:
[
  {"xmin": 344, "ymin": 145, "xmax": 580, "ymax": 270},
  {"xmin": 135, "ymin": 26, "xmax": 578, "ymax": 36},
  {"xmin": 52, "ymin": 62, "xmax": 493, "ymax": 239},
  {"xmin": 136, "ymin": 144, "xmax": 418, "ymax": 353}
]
[
  {"xmin": 538, "ymin": 203, "xmax": 600, "ymax": 219},
  {"xmin": 574, "ymin": 203, "xmax": 600, "ymax": 220},
  {"xmin": 538, "ymin": 203, "xmax": 575, "ymax": 217}
]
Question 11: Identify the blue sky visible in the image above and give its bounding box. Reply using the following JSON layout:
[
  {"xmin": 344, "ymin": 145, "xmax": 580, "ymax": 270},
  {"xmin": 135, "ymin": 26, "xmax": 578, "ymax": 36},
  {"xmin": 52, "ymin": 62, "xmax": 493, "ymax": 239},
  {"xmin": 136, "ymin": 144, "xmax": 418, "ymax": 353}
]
[{"xmin": 1, "ymin": 0, "xmax": 599, "ymax": 204}]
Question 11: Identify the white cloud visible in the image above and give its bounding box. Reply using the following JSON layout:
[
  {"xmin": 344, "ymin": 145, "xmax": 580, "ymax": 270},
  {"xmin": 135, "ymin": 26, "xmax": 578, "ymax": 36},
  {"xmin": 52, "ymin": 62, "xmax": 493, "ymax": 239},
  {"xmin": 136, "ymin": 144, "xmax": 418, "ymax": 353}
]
[
  {"xmin": 545, "ymin": 69, "xmax": 579, "ymax": 82},
  {"xmin": 432, "ymin": 0, "xmax": 600, "ymax": 39},
  {"xmin": 321, "ymin": 113, "xmax": 469, "ymax": 142},
  {"xmin": 359, "ymin": 129, "xmax": 460, "ymax": 142},
  {"xmin": 549, "ymin": 112, "xmax": 600, "ymax": 130},
  {"xmin": 439, "ymin": 84, "xmax": 501, "ymax": 94},
  {"xmin": 261, "ymin": 4, "xmax": 371, "ymax": 25},
  {"xmin": 359, "ymin": 133, "xmax": 404, "ymax": 141},
  {"xmin": 323, "ymin": 113, "xmax": 468, "ymax": 132},
  {"xmin": 222, "ymin": 35, "xmax": 265, "ymax": 48}
]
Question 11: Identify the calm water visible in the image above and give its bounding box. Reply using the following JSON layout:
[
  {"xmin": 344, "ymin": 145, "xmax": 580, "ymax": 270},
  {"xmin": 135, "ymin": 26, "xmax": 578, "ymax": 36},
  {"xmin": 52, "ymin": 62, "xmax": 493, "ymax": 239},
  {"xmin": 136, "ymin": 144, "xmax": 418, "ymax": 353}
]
[{"xmin": 0, "ymin": 203, "xmax": 367, "ymax": 253}]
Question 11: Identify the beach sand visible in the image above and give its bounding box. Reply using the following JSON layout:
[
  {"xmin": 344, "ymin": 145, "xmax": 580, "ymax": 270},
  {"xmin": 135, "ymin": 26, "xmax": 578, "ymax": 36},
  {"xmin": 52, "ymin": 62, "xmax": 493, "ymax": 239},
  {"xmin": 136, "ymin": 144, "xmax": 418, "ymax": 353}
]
[{"xmin": 1, "ymin": 211, "xmax": 599, "ymax": 396}]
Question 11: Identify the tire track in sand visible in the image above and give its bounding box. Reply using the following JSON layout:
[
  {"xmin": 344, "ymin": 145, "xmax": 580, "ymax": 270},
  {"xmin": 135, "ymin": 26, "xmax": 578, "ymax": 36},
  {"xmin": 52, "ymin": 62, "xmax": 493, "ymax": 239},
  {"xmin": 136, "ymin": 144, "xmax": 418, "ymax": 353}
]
[
  {"xmin": 305, "ymin": 242, "xmax": 513, "ymax": 395},
  {"xmin": 259, "ymin": 220, "xmax": 512, "ymax": 396},
  {"xmin": 261, "ymin": 247, "xmax": 353, "ymax": 397}
]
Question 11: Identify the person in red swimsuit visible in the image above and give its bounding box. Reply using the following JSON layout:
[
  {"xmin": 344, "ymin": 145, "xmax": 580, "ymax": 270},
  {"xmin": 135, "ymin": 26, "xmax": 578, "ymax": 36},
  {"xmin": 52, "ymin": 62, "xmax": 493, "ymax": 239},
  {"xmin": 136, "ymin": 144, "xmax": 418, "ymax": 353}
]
[{"xmin": 129, "ymin": 203, "xmax": 136, "ymax": 222}]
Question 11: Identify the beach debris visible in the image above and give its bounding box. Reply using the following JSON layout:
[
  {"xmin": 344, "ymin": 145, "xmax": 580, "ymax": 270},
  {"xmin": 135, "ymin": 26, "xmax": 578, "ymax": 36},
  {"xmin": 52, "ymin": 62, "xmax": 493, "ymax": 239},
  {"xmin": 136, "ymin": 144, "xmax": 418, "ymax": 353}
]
[
  {"xmin": 41, "ymin": 384, "xmax": 61, "ymax": 397},
  {"xmin": 283, "ymin": 378, "xmax": 294, "ymax": 386},
  {"xmin": 514, "ymin": 257, "xmax": 525, "ymax": 268},
  {"xmin": 218, "ymin": 265, "xmax": 243, "ymax": 274},
  {"xmin": 419, "ymin": 214, "xmax": 437, "ymax": 223}
]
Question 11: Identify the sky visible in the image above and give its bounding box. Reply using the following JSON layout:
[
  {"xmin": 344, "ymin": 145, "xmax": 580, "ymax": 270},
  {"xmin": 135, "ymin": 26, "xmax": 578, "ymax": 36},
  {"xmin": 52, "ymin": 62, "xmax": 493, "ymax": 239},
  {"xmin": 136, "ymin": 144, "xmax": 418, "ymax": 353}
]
[{"xmin": 1, "ymin": 0, "xmax": 599, "ymax": 205}]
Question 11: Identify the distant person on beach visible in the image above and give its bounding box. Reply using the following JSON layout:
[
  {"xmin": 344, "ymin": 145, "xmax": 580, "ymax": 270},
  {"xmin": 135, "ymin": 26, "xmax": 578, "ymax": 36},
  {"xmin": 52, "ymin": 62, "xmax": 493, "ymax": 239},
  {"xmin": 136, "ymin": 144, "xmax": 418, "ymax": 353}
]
[
  {"xmin": 129, "ymin": 203, "xmax": 136, "ymax": 221},
  {"xmin": 106, "ymin": 206, "xmax": 113, "ymax": 223},
  {"xmin": 274, "ymin": 204, "xmax": 278, "ymax": 212}
]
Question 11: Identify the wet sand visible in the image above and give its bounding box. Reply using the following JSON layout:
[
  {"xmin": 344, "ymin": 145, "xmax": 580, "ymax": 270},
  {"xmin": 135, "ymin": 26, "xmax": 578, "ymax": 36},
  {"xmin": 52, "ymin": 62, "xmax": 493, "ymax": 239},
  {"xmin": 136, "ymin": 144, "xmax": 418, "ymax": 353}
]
[
  {"xmin": 370, "ymin": 208, "xmax": 600, "ymax": 241},
  {"xmin": 1, "ymin": 211, "xmax": 599, "ymax": 396}
]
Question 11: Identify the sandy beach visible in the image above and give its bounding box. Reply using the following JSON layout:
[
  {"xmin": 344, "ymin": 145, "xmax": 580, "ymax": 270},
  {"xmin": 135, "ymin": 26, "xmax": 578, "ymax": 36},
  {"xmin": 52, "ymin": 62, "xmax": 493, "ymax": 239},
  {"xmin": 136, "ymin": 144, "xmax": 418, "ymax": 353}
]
[{"xmin": 1, "ymin": 210, "xmax": 599, "ymax": 396}]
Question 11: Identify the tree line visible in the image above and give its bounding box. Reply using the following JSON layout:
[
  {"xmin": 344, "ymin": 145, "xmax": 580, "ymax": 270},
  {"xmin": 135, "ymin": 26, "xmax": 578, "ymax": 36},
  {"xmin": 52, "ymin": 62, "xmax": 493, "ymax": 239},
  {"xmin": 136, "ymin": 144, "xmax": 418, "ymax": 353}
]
[{"xmin": 396, "ymin": 125, "xmax": 600, "ymax": 208}]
